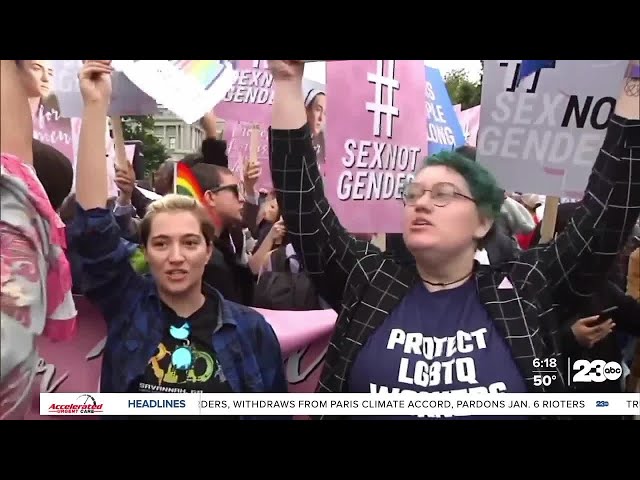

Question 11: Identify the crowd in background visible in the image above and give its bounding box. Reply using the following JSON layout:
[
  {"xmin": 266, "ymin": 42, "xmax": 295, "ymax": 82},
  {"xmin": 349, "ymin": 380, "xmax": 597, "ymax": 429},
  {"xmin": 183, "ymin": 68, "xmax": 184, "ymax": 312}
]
[{"xmin": 1, "ymin": 59, "xmax": 639, "ymax": 421}]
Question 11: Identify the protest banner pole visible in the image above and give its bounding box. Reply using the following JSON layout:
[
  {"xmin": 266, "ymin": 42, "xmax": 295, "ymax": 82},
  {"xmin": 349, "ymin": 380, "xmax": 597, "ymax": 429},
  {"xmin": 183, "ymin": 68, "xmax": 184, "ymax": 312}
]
[
  {"xmin": 110, "ymin": 116, "xmax": 129, "ymax": 170},
  {"xmin": 249, "ymin": 123, "xmax": 260, "ymax": 166},
  {"xmin": 539, "ymin": 196, "xmax": 560, "ymax": 244}
]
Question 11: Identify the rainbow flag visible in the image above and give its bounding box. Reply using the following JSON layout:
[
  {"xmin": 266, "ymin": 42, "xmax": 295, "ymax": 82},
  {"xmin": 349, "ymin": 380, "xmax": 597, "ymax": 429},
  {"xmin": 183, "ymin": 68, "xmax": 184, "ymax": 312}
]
[
  {"xmin": 174, "ymin": 162, "xmax": 204, "ymax": 202},
  {"xmin": 169, "ymin": 60, "xmax": 230, "ymax": 90},
  {"xmin": 173, "ymin": 162, "xmax": 223, "ymax": 230}
]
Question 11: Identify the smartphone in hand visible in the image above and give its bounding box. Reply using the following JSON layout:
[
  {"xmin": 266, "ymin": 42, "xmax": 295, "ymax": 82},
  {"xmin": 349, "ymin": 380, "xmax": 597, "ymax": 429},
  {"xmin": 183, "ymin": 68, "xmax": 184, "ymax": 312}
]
[{"xmin": 596, "ymin": 305, "xmax": 619, "ymax": 323}]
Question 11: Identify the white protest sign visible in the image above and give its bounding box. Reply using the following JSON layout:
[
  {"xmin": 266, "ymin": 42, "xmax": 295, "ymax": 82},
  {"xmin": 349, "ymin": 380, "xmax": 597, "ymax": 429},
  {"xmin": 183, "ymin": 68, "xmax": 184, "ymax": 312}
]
[
  {"xmin": 113, "ymin": 60, "xmax": 237, "ymax": 124},
  {"xmin": 476, "ymin": 60, "xmax": 627, "ymax": 198}
]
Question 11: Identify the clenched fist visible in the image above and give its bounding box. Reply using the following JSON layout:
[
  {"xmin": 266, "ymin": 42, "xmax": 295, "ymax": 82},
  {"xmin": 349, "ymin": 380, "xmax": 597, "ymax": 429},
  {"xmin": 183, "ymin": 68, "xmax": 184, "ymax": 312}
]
[
  {"xmin": 268, "ymin": 61, "xmax": 304, "ymax": 82},
  {"xmin": 79, "ymin": 60, "xmax": 114, "ymax": 107}
]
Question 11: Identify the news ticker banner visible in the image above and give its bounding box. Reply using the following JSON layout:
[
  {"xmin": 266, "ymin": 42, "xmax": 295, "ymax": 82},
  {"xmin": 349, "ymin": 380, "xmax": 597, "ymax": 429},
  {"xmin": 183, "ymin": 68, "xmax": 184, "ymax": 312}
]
[{"xmin": 42, "ymin": 393, "xmax": 640, "ymax": 417}]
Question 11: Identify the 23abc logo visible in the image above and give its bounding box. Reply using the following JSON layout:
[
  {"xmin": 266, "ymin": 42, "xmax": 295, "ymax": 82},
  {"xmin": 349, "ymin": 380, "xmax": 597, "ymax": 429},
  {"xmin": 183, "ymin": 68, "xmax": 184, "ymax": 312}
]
[{"xmin": 571, "ymin": 359, "xmax": 622, "ymax": 383}]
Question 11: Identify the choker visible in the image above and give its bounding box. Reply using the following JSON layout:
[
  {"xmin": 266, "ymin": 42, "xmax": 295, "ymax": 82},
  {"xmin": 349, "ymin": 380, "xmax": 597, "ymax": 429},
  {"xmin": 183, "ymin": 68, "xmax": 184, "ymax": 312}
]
[{"xmin": 420, "ymin": 271, "xmax": 473, "ymax": 287}]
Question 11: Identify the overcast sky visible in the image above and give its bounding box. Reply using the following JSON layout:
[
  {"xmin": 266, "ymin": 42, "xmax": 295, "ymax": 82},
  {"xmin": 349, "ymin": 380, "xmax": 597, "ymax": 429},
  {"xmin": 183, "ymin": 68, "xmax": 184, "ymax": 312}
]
[{"xmin": 304, "ymin": 60, "xmax": 482, "ymax": 84}]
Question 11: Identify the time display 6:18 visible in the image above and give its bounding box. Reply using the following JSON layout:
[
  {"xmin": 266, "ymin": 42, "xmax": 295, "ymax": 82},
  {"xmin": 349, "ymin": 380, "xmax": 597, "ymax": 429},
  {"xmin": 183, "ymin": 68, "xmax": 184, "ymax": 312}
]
[{"xmin": 533, "ymin": 358, "xmax": 557, "ymax": 369}]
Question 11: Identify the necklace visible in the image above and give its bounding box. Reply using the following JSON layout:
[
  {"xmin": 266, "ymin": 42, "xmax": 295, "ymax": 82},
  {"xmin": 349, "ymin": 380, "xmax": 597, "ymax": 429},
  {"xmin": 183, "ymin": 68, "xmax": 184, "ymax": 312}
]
[
  {"xmin": 169, "ymin": 322, "xmax": 194, "ymax": 370},
  {"xmin": 420, "ymin": 270, "xmax": 473, "ymax": 287}
]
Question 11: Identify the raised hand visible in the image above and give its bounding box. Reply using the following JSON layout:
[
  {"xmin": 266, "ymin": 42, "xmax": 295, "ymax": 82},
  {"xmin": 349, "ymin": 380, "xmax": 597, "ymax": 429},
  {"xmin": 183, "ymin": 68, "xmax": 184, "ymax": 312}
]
[
  {"xmin": 570, "ymin": 315, "xmax": 615, "ymax": 348},
  {"xmin": 268, "ymin": 218, "xmax": 287, "ymax": 244},
  {"xmin": 78, "ymin": 60, "xmax": 114, "ymax": 107},
  {"xmin": 115, "ymin": 161, "xmax": 136, "ymax": 200},
  {"xmin": 268, "ymin": 61, "xmax": 304, "ymax": 82},
  {"xmin": 243, "ymin": 159, "xmax": 262, "ymax": 193}
]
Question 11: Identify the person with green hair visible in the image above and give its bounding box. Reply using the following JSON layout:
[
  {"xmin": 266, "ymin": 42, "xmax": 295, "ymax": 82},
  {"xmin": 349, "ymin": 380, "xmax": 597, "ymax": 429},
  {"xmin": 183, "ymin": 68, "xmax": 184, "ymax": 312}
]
[
  {"xmin": 387, "ymin": 146, "xmax": 533, "ymax": 266},
  {"xmin": 268, "ymin": 60, "xmax": 640, "ymax": 419}
]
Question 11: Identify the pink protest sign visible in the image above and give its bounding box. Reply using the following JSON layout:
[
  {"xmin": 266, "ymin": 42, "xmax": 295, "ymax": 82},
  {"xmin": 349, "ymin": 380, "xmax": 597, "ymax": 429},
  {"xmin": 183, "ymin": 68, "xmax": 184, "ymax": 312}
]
[
  {"xmin": 106, "ymin": 139, "xmax": 137, "ymax": 197},
  {"xmin": 25, "ymin": 296, "xmax": 106, "ymax": 420},
  {"xmin": 32, "ymin": 106, "xmax": 74, "ymax": 162},
  {"xmin": 214, "ymin": 60, "xmax": 273, "ymax": 125},
  {"xmin": 325, "ymin": 61, "xmax": 427, "ymax": 233},
  {"xmin": 223, "ymin": 120, "xmax": 272, "ymax": 191},
  {"xmin": 456, "ymin": 105, "xmax": 481, "ymax": 147},
  {"xmin": 247, "ymin": 308, "xmax": 338, "ymax": 421},
  {"xmin": 25, "ymin": 301, "xmax": 336, "ymax": 420},
  {"xmin": 254, "ymin": 307, "xmax": 335, "ymax": 418},
  {"xmin": 254, "ymin": 307, "xmax": 335, "ymax": 357}
]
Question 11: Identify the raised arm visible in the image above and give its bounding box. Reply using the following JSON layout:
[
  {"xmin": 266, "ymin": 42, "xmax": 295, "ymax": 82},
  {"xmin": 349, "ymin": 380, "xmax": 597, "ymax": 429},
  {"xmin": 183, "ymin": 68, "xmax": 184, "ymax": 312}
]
[
  {"xmin": 521, "ymin": 61, "xmax": 640, "ymax": 312},
  {"xmin": 69, "ymin": 61, "xmax": 145, "ymax": 318},
  {"xmin": 269, "ymin": 61, "xmax": 381, "ymax": 311}
]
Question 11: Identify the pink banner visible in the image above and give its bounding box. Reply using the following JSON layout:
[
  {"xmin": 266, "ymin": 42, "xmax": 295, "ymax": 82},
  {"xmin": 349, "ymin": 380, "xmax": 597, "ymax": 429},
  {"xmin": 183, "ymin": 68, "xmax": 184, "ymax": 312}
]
[
  {"xmin": 106, "ymin": 139, "xmax": 137, "ymax": 197},
  {"xmin": 456, "ymin": 105, "xmax": 481, "ymax": 147},
  {"xmin": 223, "ymin": 120, "xmax": 272, "ymax": 191},
  {"xmin": 32, "ymin": 106, "xmax": 74, "ymax": 162},
  {"xmin": 25, "ymin": 298, "xmax": 336, "ymax": 420},
  {"xmin": 324, "ymin": 60, "xmax": 427, "ymax": 233},
  {"xmin": 25, "ymin": 297, "xmax": 105, "ymax": 420},
  {"xmin": 214, "ymin": 60, "xmax": 273, "ymax": 125}
]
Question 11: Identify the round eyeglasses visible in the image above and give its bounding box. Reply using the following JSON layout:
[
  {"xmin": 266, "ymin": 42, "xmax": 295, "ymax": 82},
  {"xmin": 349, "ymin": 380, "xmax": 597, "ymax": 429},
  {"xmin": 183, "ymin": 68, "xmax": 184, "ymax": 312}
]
[{"xmin": 401, "ymin": 182, "xmax": 476, "ymax": 207}]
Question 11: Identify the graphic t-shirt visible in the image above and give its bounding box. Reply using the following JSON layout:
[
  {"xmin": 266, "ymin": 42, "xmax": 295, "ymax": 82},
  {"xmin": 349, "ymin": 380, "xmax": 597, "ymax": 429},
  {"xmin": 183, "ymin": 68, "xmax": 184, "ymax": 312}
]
[
  {"xmin": 348, "ymin": 280, "xmax": 528, "ymax": 419},
  {"xmin": 133, "ymin": 296, "xmax": 236, "ymax": 420}
]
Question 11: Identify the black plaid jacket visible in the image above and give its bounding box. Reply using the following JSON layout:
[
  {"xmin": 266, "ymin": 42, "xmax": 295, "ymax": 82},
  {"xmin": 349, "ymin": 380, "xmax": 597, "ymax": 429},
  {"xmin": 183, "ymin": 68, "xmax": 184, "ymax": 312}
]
[{"xmin": 270, "ymin": 116, "xmax": 640, "ymax": 415}]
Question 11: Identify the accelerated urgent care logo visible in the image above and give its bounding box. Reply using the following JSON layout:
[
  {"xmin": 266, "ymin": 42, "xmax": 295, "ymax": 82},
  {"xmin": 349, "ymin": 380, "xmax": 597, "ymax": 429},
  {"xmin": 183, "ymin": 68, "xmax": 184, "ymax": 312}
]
[{"xmin": 48, "ymin": 394, "xmax": 104, "ymax": 414}]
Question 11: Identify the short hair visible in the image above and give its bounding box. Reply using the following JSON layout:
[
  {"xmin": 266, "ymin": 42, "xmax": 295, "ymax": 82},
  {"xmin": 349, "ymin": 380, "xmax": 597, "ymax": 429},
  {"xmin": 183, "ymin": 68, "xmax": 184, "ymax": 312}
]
[
  {"xmin": 138, "ymin": 194, "xmax": 216, "ymax": 247},
  {"xmin": 200, "ymin": 138, "xmax": 228, "ymax": 168},
  {"xmin": 454, "ymin": 145, "xmax": 477, "ymax": 162},
  {"xmin": 32, "ymin": 139, "xmax": 73, "ymax": 210},
  {"xmin": 190, "ymin": 163, "xmax": 233, "ymax": 192},
  {"xmin": 157, "ymin": 139, "xmax": 230, "ymax": 191},
  {"xmin": 422, "ymin": 149, "xmax": 504, "ymax": 220},
  {"xmin": 180, "ymin": 138, "xmax": 229, "ymax": 168},
  {"xmin": 180, "ymin": 153, "xmax": 203, "ymax": 167}
]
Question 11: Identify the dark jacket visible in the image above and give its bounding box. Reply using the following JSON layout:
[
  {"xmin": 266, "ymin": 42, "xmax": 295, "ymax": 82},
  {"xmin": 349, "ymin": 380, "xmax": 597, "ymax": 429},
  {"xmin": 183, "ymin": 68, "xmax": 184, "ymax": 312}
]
[
  {"xmin": 485, "ymin": 215, "xmax": 520, "ymax": 265},
  {"xmin": 561, "ymin": 280, "xmax": 640, "ymax": 393},
  {"xmin": 204, "ymin": 230, "xmax": 255, "ymax": 306},
  {"xmin": 270, "ymin": 116, "xmax": 640, "ymax": 421}
]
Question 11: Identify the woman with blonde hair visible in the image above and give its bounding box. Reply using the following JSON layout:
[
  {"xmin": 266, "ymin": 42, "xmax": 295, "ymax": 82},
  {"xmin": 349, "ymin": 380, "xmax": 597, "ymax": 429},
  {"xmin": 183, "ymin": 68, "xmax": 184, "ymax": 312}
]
[{"xmin": 68, "ymin": 61, "xmax": 286, "ymax": 416}]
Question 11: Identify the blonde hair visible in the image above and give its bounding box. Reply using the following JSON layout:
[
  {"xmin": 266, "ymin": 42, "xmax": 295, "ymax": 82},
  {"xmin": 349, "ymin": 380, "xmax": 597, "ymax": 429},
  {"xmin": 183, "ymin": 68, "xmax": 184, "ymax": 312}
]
[{"xmin": 138, "ymin": 193, "xmax": 216, "ymax": 246}]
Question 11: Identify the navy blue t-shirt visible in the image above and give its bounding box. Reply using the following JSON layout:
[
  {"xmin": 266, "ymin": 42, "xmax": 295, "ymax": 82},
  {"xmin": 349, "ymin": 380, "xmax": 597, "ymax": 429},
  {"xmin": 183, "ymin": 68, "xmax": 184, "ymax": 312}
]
[{"xmin": 348, "ymin": 279, "xmax": 527, "ymax": 419}]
